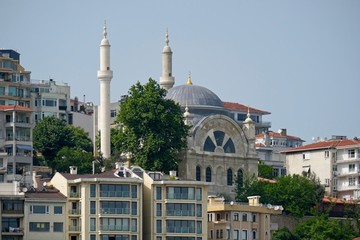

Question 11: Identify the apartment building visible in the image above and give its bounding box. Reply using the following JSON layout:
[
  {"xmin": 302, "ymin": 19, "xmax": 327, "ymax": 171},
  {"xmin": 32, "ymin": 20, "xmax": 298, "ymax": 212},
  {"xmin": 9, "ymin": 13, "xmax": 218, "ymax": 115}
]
[
  {"xmin": 207, "ymin": 196, "xmax": 283, "ymax": 240},
  {"xmin": 141, "ymin": 168, "xmax": 210, "ymax": 240},
  {"xmin": 51, "ymin": 166, "xmax": 143, "ymax": 240},
  {"xmin": 23, "ymin": 177, "xmax": 67, "ymax": 240},
  {"xmin": 283, "ymin": 136, "xmax": 360, "ymax": 199},
  {"xmin": 256, "ymin": 129, "xmax": 304, "ymax": 177}
]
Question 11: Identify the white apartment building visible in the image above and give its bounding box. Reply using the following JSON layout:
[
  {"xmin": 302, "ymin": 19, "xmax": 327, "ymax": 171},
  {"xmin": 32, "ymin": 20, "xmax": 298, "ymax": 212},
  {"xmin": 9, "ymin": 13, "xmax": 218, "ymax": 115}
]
[
  {"xmin": 51, "ymin": 166, "xmax": 143, "ymax": 240},
  {"xmin": 256, "ymin": 129, "xmax": 304, "ymax": 178},
  {"xmin": 283, "ymin": 136, "xmax": 360, "ymax": 199}
]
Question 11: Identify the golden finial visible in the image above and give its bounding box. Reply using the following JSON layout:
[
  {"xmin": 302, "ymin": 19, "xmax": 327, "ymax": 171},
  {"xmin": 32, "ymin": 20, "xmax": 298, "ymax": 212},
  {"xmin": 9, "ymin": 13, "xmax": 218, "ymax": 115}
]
[{"xmin": 187, "ymin": 71, "xmax": 193, "ymax": 85}]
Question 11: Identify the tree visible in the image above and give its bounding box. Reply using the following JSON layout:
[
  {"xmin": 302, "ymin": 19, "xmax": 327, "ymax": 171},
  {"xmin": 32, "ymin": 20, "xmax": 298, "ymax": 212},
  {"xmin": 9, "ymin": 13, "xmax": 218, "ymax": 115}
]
[
  {"xmin": 33, "ymin": 116, "xmax": 72, "ymax": 166},
  {"xmin": 68, "ymin": 125, "xmax": 93, "ymax": 152},
  {"xmin": 112, "ymin": 78, "xmax": 189, "ymax": 173},
  {"xmin": 53, "ymin": 147, "xmax": 96, "ymax": 174},
  {"xmin": 258, "ymin": 160, "xmax": 274, "ymax": 179},
  {"xmin": 272, "ymin": 227, "xmax": 300, "ymax": 240},
  {"xmin": 236, "ymin": 173, "xmax": 325, "ymax": 218}
]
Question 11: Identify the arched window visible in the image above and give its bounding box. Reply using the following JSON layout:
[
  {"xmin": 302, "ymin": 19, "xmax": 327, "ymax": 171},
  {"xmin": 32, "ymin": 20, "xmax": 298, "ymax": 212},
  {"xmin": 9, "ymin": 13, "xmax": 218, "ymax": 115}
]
[
  {"xmin": 203, "ymin": 131, "xmax": 235, "ymax": 153},
  {"xmin": 237, "ymin": 169, "xmax": 243, "ymax": 187},
  {"xmin": 206, "ymin": 167, "xmax": 212, "ymax": 182},
  {"xmin": 196, "ymin": 166, "xmax": 201, "ymax": 181},
  {"xmin": 227, "ymin": 168, "xmax": 233, "ymax": 186}
]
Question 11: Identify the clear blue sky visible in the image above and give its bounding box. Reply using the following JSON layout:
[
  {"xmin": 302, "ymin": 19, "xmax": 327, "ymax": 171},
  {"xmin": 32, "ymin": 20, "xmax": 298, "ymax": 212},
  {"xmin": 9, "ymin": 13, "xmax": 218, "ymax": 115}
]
[{"xmin": 2, "ymin": 1, "xmax": 359, "ymax": 143}]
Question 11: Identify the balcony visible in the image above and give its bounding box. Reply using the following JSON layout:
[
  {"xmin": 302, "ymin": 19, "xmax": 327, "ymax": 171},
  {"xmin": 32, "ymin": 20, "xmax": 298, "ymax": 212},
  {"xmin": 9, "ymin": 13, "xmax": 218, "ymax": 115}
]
[
  {"xmin": 166, "ymin": 210, "xmax": 195, "ymax": 217},
  {"xmin": 100, "ymin": 225, "xmax": 130, "ymax": 231},
  {"xmin": 336, "ymin": 184, "xmax": 360, "ymax": 191},
  {"xmin": 68, "ymin": 209, "xmax": 81, "ymax": 215},
  {"xmin": 166, "ymin": 226, "xmax": 195, "ymax": 233},
  {"xmin": 69, "ymin": 192, "xmax": 80, "ymax": 198},
  {"xmin": 2, "ymin": 227, "xmax": 24, "ymax": 235},
  {"xmin": 68, "ymin": 225, "xmax": 81, "ymax": 232},
  {"xmin": 100, "ymin": 208, "xmax": 130, "ymax": 215},
  {"xmin": 59, "ymin": 105, "xmax": 67, "ymax": 111}
]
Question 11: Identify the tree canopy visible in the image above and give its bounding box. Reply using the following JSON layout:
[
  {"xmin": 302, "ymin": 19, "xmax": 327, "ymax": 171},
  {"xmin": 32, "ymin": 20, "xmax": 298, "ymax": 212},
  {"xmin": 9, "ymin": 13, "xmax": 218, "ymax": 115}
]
[
  {"xmin": 236, "ymin": 173, "xmax": 325, "ymax": 218},
  {"xmin": 33, "ymin": 116, "xmax": 94, "ymax": 173},
  {"xmin": 112, "ymin": 78, "xmax": 189, "ymax": 173}
]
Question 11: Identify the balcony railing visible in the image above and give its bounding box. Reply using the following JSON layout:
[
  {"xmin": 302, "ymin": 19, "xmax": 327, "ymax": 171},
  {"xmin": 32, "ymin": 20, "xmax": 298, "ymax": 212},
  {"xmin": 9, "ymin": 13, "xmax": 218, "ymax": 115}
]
[
  {"xmin": 69, "ymin": 192, "xmax": 80, "ymax": 198},
  {"xmin": 100, "ymin": 191, "xmax": 130, "ymax": 198},
  {"xmin": 100, "ymin": 208, "xmax": 130, "ymax": 215},
  {"xmin": 68, "ymin": 225, "xmax": 81, "ymax": 231},
  {"xmin": 68, "ymin": 209, "xmax": 81, "ymax": 215},
  {"xmin": 166, "ymin": 210, "xmax": 195, "ymax": 217},
  {"xmin": 166, "ymin": 227, "xmax": 195, "ymax": 233},
  {"xmin": 100, "ymin": 225, "xmax": 129, "ymax": 231}
]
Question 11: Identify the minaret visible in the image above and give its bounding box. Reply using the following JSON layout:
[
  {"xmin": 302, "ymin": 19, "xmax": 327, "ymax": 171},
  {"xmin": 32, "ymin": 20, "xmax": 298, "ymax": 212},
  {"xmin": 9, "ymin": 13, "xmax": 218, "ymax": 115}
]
[
  {"xmin": 159, "ymin": 30, "xmax": 175, "ymax": 90},
  {"xmin": 97, "ymin": 21, "xmax": 113, "ymax": 159}
]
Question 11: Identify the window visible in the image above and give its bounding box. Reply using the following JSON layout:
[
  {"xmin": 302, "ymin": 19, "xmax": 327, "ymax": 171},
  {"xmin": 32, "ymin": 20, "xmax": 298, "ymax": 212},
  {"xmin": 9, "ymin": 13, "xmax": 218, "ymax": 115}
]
[
  {"xmin": 226, "ymin": 229, "xmax": 230, "ymax": 239},
  {"xmin": 29, "ymin": 222, "xmax": 50, "ymax": 232},
  {"xmin": 156, "ymin": 220, "xmax": 162, "ymax": 233},
  {"xmin": 131, "ymin": 185, "xmax": 137, "ymax": 198},
  {"xmin": 100, "ymin": 218, "xmax": 129, "ymax": 231},
  {"xmin": 233, "ymin": 230, "xmax": 239, "ymax": 240},
  {"xmin": 303, "ymin": 152, "xmax": 310, "ymax": 160},
  {"xmin": 166, "ymin": 203, "xmax": 195, "ymax": 216},
  {"xmin": 110, "ymin": 110, "xmax": 117, "ymax": 118},
  {"xmin": 90, "ymin": 218, "xmax": 96, "ymax": 231},
  {"xmin": 208, "ymin": 213, "xmax": 213, "ymax": 222},
  {"xmin": 252, "ymin": 230, "xmax": 257, "ymax": 239},
  {"xmin": 90, "ymin": 235, "xmax": 96, "ymax": 240},
  {"xmin": 166, "ymin": 220, "xmax": 195, "ymax": 233},
  {"xmin": 227, "ymin": 168, "xmax": 233, "ymax": 185},
  {"xmin": 156, "ymin": 203, "xmax": 162, "ymax": 216},
  {"xmin": 241, "ymin": 230, "xmax": 248, "ymax": 240},
  {"xmin": 210, "ymin": 230, "xmax": 214, "ymax": 239},
  {"xmin": 196, "ymin": 166, "xmax": 201, "ymax": 181},
  {"xmin": 90, "ymin": 184, "xmax": 96, "ymax": 197},
  {"xmin": 281, "ymin": 168, "xmax": 286, "ymax": 176},
  {"xmin": 325, "ymin": 151, "xmax": 329, "ymax": 158},
  {"xmin": 234, "ymin": 213, "xmax": 239, "ymax": 221},
  {"xmin": 203, "ymin": 131, "xmax": 235, "ymax": 153},
  {"xmin": 100, "ymin": 201, "xmax": 130, "ymax": 214},
  {"xmin": 273, "ymin": 168, "xmax": 279, "ymax": 177},
  {"xmin": 54, "ymin": 206, "xmax": 63, "ymax": 214},
  {"xmin": 30, "ymin": 205, "xmax": 49, "ymax": 214},
  {"xmin": 252, "ymin": 214, "xmax": 256, "ymax": 222},
  {"xmin": 349, "ymin": 149, "xmax": 356, "ymax": 158},
  {"xmin": 349, "ymin": 177, "xmax": 356, "ymax": 186},
  {"xmin": 206, "ymin": 167, "xmax": 212, "ymax": 182},
  {"xmin": 131, "ymin": 202, "xmax": 137, "ymax": 215},
  {"xmin": 53, "ymin": 222, "xmax": 63, "ymax": 232},
  {"xmin": 196, "ymin": 204, "xmax": 202, "ymax": 217},
  {"xmin": 242, "ymin": 213, "xmax": 247, "ymax": 221},
  {"xmin": 196, "ymin": 188, "xmax": 202, "ymax": 201},
  {"xmin": 131, "ymin": 219, "xmax": 137, "ymax": 232},
  {"xmin": 90, "ymin": 201, "xmax": 96, "ymax": 214},
  {"xmin": 156, "ymin": 187, "xmax": 162, "ymax": 200},
  {"xmin": 349, "ymin": 164, "xmax": 356, "ymax": 172},
  {"xmin": 197, "ymin": 221, "xmax": 202, "ymax": 234},
  {"xmin": 100, "ymin": 184, "xmax": 130, "ymax": 197},
  {"xmin": 166, "ymin": 187, "xmax": 195, "ymax": 200}
]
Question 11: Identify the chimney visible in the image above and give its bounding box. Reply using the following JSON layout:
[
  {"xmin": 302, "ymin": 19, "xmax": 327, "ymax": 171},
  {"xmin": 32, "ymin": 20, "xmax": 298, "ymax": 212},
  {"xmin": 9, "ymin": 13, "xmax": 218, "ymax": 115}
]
[
  {"xmin": 69, "ymin": 166, "xmax": 78, "ymax": 175},
  {"xmin": 32, "ymin": 171, "xmax": 38, "ymax": 188},
  {"xmin": 169, "ymin": 170, "xmax": 177, "ymax": 179},
  {"xmin": 247, "ymin": 196, "xmax": 261, "ymax": 206},
  {"xmin": 278, "ymin": 128, "xmax": 287, "ymax": 136}
]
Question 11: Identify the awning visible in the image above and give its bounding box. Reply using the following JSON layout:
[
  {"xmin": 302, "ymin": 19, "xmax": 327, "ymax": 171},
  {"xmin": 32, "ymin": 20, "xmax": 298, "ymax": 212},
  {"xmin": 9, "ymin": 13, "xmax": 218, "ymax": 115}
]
[{"xmin": 16, "ymin": 144, "xmax": 33, "ymax": 151}]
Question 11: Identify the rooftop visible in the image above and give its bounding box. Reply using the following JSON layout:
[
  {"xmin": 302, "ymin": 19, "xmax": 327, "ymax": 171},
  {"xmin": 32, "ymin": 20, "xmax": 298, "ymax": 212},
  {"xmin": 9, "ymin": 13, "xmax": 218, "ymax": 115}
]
[
  {"xmin": 283, "ymin": 138, "xmax": 360, "ymax": 153},
  {"xmin": 223, "ymin": 102, "xmax": 271, "ymax": 115}
]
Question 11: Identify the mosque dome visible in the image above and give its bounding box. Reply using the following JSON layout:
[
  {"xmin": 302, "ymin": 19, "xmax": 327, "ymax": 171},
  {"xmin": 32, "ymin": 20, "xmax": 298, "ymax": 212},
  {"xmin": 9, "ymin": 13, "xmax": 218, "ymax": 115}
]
[{"xmin": 166, "ymin": 84, "xmax": 224, "ymax": 108}]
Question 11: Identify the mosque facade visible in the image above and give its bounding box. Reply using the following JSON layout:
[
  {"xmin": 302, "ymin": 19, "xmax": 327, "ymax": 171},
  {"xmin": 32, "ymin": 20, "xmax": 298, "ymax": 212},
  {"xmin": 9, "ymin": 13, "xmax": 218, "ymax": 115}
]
[{"xmin": 160, "ymin": 33, "xmax": 259, "ymax": 198}]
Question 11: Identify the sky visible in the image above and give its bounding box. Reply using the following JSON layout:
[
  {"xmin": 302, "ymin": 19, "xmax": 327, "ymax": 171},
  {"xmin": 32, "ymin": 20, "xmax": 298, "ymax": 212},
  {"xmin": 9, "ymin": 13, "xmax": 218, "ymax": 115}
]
[{"xmin": 2, "ymin": 1, "xmax": 359, "ymax": 143}]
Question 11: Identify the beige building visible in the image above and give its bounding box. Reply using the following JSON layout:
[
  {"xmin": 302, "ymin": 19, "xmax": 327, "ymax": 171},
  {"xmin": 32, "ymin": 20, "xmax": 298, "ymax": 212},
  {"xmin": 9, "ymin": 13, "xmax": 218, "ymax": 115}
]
[
  {"xmin": 140, "ymin": 168, "xmax": 210, "ymax": 240},
  {"xmin": 51, "ymin": 166, "xmax": 143, "ymax": 240},
  {"xmin": 24, "ymin": 176, "xmax": 67, "ymax": 240},
  {"xmin": 207, "ymin": 196, "xmax": 283, "ymax": 240},
  {"xmin": 283, "ymin": 136, "xmax": 360, "ymax": 199}
]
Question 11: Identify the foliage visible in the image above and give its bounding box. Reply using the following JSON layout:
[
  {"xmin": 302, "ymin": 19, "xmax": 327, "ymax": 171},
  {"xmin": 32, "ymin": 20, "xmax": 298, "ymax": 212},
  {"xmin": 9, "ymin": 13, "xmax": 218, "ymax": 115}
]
[
  {"xmin": 53, "ymin": 147, "xmax": 96, "ymax": 174},
  {"xmin": 272, "ymin": 227, "xmax": 300, "ymax": 240},
  {"xmin": 68, "ymin": 125, "xmax": 93, "ymax": 152},
  {"xmin": 235, "ymin": 173, "xmax": 325, "ymax": 218},
  {"xmin": 258, "ymin": 160, "xmax": 274, "ymax": 179},
  {"xmin": 33, "ymin": 116, "xmax": 72, "ymax": 168},
  {"xmin": 33, "ymin": 116, "xmax": 95, "ymax": 174},
  {"xmin": 294, "ymin": 214, "xmax": 355, "ymax": 240},
  {"xmin": 112, "ymin": 79, "xmax": 189, "ymax": 173}
]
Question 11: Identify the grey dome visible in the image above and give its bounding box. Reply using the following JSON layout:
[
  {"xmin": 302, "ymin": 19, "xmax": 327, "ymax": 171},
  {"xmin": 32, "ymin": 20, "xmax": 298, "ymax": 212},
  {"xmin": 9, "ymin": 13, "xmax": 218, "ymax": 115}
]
[{"xmin": 166, "ymin": 84, "xmax": 223, "ymax": 108}]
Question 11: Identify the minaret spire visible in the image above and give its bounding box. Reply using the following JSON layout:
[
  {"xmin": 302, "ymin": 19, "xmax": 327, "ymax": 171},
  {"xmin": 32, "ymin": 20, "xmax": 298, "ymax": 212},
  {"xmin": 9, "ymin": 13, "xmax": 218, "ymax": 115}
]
[
  {"xmin": 97, "ymin": 21, "xmax": 113, "ymax": 159},
  {"xmin": 187, "ymin": 71, "xmax": 193, "ymax": 85},
  {"xmin": 103, "ymin": 20, "xmax": 107, "ymax": 39},
  {"xmin": 159, "ymin": 29, "xmax": 175, "ymax": 90}
]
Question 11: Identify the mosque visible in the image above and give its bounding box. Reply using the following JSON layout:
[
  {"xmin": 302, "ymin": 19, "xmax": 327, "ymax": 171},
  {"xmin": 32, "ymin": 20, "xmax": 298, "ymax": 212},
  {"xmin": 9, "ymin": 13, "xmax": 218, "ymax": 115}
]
[{"xmin": 97, "ymin": 26, "xmax": 260, "ymax": 198}]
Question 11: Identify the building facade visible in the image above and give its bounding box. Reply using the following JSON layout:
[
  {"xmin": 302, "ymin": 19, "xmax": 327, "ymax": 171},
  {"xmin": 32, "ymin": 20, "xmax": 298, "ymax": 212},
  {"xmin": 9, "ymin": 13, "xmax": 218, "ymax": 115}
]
[
  {"xmin": 141, "ymin": 168, "xmax": 209, "ymax": 240},
  {"xmin": 207, "ymin": 196, "xmax": 283, "ymax": 240},
  {"xmin": 51, "ymin": 166, "xmax": 143, "ymax": 240},
  {"xmin": 284, "ymin": 136, "xmax": 360, "ymax": 199}
]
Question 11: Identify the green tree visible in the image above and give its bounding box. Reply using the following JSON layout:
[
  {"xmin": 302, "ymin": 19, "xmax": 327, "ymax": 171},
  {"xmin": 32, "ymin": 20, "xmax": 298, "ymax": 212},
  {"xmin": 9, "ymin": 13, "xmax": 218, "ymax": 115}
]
[
  {"xmin": 236, "ymin": 173, "xmax": 324, "ymax": 218},
  {"xmin": 272, "ymin": 227, "xmax": 300, "ymax": 240},
  {"xmin": 33, "ymin": 116, "xmax": 72, "ymax": 169},
  {"xmin": 53, "ymin": 147, "xmax": 95, "ymax": 174},
  {"xmin": 294, "ymin": 214, "xmax": 355, "ymax": 240},
  {"xmin": 112, "ymin": 78, "xmax": 189, "ymax": 173},
  {"xmin": 258, "ymin": 160, "xmax": 274, "ymax": 179},
  {"xmin": 68, "ymin": 125, "xmax": 93, "ymax": 152}
]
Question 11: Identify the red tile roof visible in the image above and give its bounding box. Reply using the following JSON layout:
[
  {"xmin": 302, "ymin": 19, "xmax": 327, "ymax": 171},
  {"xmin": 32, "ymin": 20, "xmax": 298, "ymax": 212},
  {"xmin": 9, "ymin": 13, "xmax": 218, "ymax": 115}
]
[
  {"xmin": 0, "ymin": 105, "xmax": 32, "ymax": 112},
  {"xmin": 283, "ymin": 139, "xmax": 360, "ymax": 153},
  {"xmin": 256, "ymin": 131, "xmax": 304, "ymax": 141},
  {"xmin": 223, "ymin": 102, "xmax": 270, "ymax": 115}
]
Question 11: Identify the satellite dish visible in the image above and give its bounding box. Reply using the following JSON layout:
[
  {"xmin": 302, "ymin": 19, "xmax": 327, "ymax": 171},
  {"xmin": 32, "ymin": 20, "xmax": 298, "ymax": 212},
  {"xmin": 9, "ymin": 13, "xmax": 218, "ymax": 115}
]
[
  {"xmin": 230, "ymin": 201, "xmax": 234, "ymax": 205},
  {"xmin": 274, "ymin": 206, "xmax": 279, "ymax": 210},
  {"xmin": 279, "ymin": 206, "xmax": 284, "ymax": 211},
  {"xmin": 267, "ymin": 204, "xmax": 272, "ymax": 209},
  {"xmin": 22, "ymin": 187, "xmax": 28, "ymax": 193}
]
